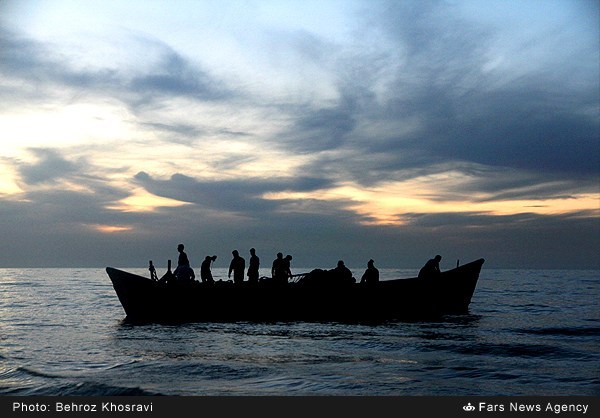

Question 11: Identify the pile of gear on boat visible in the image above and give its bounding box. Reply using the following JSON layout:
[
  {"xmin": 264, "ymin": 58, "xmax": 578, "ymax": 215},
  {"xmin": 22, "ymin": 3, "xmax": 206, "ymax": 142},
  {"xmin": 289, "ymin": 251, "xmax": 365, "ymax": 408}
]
[{"xmin": 149, "ymin": 244, "xmax": 444, "ymax": 288}]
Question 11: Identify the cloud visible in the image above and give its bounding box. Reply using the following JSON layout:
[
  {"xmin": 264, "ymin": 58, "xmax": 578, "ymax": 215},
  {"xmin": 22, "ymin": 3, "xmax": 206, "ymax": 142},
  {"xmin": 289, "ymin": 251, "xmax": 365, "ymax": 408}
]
[
  {"xmin": 1, "ymin": 147, "xmax": 598, "ymax": 269},
  {"xmin": 427, "ymin": 87, "xmax": 600, "ymax": 175},
  {"xmin": 126, "ymin": 47, "xmax": 231, "ymax": 105},
  {"xmin": 138, "ymin": 121, "xmax": 206, "ymax": 146},
  {"xmin": 18, "ymin": 148, "xmax": 79, "ymax": 185},
  {"xmin": 0, "ymin": 27, "xmax": 231, "ymax": 112},
  {"xmin": 272, "ymin": 0, "xmax": 599, "ymax": 194},
  {"xmin": 2, "ymin": 185, "xmax": 597, "ymax": 269},
  {"xmin": 7, "ymin": 147, "xmax": 130, "ymax": 212},
  {"xmin": 133, "ymin": 171, "xmax": 335, "ymax": 215},
  {"xmin": 3, "ymin": 5, "xmax": 596, "ymax": 183},
  {"xmin": 0, "ymin": 28, "xmax": 130, "ymax": 110},
  {"xmin": 0, "ymin": 2, "xmax": 598, "ymax": 269},
  {"xmin": 395, "ymin": 209, "xmax": 600, "ymax": 269},
  {"xmin": 284, "ymin": 98, "xmax": 359, "ymax": 152}
]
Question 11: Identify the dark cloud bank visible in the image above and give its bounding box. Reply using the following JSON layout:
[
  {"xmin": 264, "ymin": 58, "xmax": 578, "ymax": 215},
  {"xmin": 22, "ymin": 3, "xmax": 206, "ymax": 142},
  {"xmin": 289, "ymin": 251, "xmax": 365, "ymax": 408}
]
[
  {"xmin": 1, "ymin": 153, "xmax": 597, "ymax": 269},
  {"xmin": 0, "ymin": 1, "xmax": 598, "ymax": 269}
]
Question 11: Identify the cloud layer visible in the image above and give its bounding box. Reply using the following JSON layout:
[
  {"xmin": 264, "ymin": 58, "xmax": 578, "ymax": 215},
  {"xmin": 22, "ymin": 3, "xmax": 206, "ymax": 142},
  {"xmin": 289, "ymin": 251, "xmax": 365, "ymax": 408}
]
[{"xmin": 0, "ymin": 0, "xmax": 598, "ymax": 269}]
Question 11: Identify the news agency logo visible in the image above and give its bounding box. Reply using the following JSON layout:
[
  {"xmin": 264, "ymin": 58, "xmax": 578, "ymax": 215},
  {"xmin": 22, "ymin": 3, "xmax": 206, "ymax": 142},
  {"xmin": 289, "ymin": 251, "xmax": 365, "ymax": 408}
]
[{"xmin": 463, "ymin": 403, "xmax": 475, "ymax": 412}]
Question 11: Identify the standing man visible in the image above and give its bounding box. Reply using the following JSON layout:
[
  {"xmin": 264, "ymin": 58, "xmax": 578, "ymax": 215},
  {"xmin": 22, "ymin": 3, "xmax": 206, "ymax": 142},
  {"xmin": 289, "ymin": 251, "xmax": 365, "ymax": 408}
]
[
  {"xmin": 282, "ymin": 254, "xmax": 293, "ymax": 284},
  {"xmin": 271, "ymin": 252, "xmax": 284, "ymax": 280},
  {"xmin": 174, "ymin": 243, "xmax": 194, "ymax": 281},
  {"xmin": 247, "ymin": 248, "xmax": 260, "ymax": 285},
  {"xmin": 228, "ymin": 250, "xmax": 246, "ymax": 285},
  {"xmin": 176, "ymin": 243, "xmax": 190, "ymax": 268}
]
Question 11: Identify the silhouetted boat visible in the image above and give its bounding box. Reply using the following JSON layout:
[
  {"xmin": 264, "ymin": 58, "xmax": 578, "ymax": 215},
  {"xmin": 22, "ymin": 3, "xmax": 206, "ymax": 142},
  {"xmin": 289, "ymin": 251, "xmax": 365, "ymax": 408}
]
[{"xmin": 106, "ymin": 258, "xmax": 484, "ymax": 322}]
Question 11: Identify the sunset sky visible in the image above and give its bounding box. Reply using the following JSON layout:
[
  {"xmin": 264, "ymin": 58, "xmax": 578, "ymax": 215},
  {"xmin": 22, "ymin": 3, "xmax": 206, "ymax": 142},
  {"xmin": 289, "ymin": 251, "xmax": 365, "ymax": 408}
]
[{"xmin": 0, "ymin": 0, "xmax": 598, "ymax": 269}]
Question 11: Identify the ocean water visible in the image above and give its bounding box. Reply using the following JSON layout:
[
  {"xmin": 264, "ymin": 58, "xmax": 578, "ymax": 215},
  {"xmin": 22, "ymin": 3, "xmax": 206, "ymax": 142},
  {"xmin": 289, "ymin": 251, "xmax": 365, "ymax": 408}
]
[{"xmin": 0, "ymin": 266, "xmax": 598, "ymax": 396}]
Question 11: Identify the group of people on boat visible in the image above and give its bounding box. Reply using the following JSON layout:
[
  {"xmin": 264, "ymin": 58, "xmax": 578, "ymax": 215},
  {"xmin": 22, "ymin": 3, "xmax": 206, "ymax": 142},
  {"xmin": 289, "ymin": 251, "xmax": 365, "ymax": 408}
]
[
  {"xmin": 226, "ymin": 249, "xmax": 295, "ymax": 286},
  {"xmin": 165, "ymin": 244, "xmax": 443, "ymax": 286},
  {"xmin": 271, "ymin": 252, "xmax": 293, "ymax": 284},
  {"xmin": 170, "ymin": 244, "xmax": 296, "ymax": 286}
]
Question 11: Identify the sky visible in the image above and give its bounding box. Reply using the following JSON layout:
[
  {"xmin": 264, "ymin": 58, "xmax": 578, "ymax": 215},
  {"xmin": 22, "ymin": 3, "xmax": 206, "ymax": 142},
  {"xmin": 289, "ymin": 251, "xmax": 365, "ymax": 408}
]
[{"xmin": 0, "ymin": 0, "xmax": 598, "ymax": 270}]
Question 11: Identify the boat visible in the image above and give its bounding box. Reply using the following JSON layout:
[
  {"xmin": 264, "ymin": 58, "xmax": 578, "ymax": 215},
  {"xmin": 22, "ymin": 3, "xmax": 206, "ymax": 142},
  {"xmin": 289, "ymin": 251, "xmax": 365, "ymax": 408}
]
[{"xmin": 106, "ymin": 258, "xmax": 484, "ymax": 322}]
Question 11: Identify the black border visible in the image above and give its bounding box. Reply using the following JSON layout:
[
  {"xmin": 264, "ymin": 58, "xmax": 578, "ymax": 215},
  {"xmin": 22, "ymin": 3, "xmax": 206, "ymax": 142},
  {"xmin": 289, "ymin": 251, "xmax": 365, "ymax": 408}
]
[{"xmin": 1, "ymin": 396, "xmax": 598, "ymax": 418}]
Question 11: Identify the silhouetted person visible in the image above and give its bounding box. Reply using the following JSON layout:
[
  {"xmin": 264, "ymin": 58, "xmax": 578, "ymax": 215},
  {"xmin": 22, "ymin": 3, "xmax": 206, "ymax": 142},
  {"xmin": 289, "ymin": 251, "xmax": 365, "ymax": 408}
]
[
  {"xmin": 282, "ymin": 254, "xmax": 293, "ymax": 283},
  {"xmin": 176, "ymin": 243, "xmax": 190, "ymax": 267},
  {"xmin": 149, "ymin": 260, "xmax": 158, "ymax": 281},
  {"xmin": 332, "ymin": 260, "xmax": 354, "ymax": 283},
  {"xmin": 418, "ymin": 255, "xmax": 442, "ymax": 279},
  {"xmin": 201, "ymin": 255, "xmax": 217, "ymax": 284},
  {"xmin": 247, "ymin": 248, "xmax": 260, "ymax": 285},
  {"xmin": 272, "ymin": 252, "xmax": 284, "ymax": 280},
  {"xmin": 360, "ymin": 259, "xmax": 379, "ymax": 287},
  {"xmin": 228, "ymin": 250, "xmax": 245, "ymax": 284},
  {"xmin": 174, "ymin": 243, "xmax": 195, "ymax": 281}
]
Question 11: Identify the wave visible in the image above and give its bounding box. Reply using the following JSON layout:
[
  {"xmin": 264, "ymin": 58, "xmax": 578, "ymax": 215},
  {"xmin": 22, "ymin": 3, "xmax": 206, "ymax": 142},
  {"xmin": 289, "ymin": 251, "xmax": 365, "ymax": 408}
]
[
  {"xmin": 104, "ymin": 359, "xmax": 142, "ymax": 370},
  {"xmin": 514, "ymin": 326, "xmax": 600, "ymax": 337},
  {"xmin": 0, "ymin": 367, "xmax": 160, "ymax": 396},
  {"xmin": 426, "ymin": 341, "xmax": 581, "ymax": 360},
  {"xmin": 1, "ymin": 381, "xmax": 162, "ymax": 396},
  {"xmin": 0, "ymin": 362, "xmax": 162, "ymax": 396},
  {"xmin": 16, "ymin": 366, "xmax": 63, "ymax": 379}
]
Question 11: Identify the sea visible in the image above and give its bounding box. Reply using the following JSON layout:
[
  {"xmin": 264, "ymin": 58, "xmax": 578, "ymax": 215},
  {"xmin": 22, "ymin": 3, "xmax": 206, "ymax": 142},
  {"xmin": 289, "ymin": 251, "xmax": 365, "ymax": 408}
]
[{"xmin": 0, "ymin": 267, "xmax": 598, "ymax": 396}]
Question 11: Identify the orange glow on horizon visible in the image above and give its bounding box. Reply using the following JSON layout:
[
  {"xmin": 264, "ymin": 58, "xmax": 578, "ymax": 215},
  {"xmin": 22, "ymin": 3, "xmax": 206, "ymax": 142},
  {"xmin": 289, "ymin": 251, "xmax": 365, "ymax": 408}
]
[
  {"xmin": 264, "ymin": 181, "xmax": 600, "ymax": 227},
  {"xmin": 107, "ymin": 188, "xmax": 191, "ymax": 212},
  {"xmin": 92, "ymin": 224, "xmax": 133, "ymax": 233}
]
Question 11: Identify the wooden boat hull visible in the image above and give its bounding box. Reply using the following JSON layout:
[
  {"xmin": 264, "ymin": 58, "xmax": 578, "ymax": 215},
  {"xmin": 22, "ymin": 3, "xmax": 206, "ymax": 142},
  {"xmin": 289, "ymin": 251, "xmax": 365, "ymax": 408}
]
[{"xmin": 106, "ymin": 259, "xmax": 484, "ymax": 322}]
